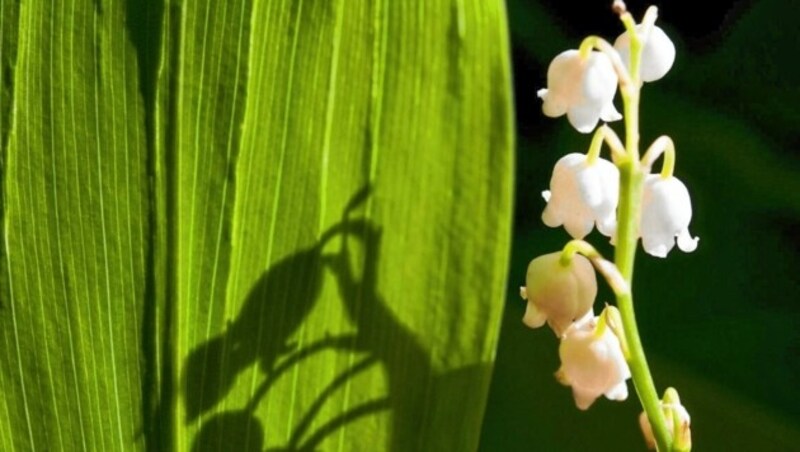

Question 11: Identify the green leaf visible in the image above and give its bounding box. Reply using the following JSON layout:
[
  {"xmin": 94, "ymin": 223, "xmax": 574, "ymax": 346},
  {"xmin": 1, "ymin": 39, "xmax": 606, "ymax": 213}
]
[{"xmin": 0, "ymin": 0, "xmax": 514, "ymax": 451}]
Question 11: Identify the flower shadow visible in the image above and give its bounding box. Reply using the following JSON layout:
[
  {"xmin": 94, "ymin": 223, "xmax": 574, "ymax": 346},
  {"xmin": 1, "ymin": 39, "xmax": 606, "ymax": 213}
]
[{"xmin": 185, "ymin": 185, "xmax": 492, "ymax": 450}]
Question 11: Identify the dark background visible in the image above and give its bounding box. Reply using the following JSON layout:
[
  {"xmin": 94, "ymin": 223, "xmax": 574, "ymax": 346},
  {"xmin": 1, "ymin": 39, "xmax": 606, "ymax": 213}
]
[{"xmin": 480, "ymin": 0, "xmax": 800, "ymax": 450}]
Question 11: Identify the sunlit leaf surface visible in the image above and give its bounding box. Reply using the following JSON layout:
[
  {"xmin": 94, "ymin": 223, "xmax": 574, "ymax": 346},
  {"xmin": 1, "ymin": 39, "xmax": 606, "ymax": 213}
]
[{"xmin": 0, "ymin": 1, "xmax": 514, "ymax": 450}]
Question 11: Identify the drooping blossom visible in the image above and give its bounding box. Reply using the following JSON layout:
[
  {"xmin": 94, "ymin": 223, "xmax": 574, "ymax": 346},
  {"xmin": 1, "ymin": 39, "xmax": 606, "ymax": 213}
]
[
  {"xmin": 538, "ymin": 50, "xmax": 622, "ymax": 133},
  {"xmin": 640, "ymin": 174, "xmax": 698, "ymax": 258},
  {"xmin": 614, "ymin": 25, "xmax": 675, "ymax": 83},
  {"xmin": 542, "ymin": 153, "xmax": 620, "ymax": 240},
  {"xmin": 556, "ymin": 317, "xmax": 630, "ymax": 410}
]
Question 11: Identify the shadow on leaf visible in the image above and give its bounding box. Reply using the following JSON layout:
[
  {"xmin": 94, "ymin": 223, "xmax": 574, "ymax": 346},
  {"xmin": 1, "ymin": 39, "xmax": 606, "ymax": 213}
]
[{"xmin": 185, "ymin": 185, "xmax": 490, "ymax": 450}]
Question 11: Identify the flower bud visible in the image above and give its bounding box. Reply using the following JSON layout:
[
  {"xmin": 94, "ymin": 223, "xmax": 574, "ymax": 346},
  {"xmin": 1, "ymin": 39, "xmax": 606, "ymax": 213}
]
[
  {"xmin": 538, "ymin": 50, "xmax": 622, "ymax": 133},
  {"xmin": 639, "ymin": 388, "xmax": 692, "ymax": 451},
  {"xmin": 521, "ymin": 252, "xmax": 597, "ymax": 337},
  {"xmin": 641, "ymin": 174, "xmax": 699, "ymax": 258},
  {"xmin": 614, "ymin": 25, "xmax": 676, "ymax": 82},
  {"xmin": 542, "ymin": 153, "xmax": 620, "ymax": 240},
  {"xmin": 556, "ymin": 316, "xmax": 630, "ymax": 410}
]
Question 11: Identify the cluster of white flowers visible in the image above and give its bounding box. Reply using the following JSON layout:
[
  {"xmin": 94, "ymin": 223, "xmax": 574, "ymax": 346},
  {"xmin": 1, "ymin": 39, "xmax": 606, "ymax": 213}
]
[
  {"xmin": 539, "ymin": 21, "xmax": 697, "ymax": 258},
  {"xmin": 521, "ymin": 5, "xmax": 695, "ymax": 447},
  {"xmin": 538, "ymin": 22, "xmax": 675, "ymax": 134}
]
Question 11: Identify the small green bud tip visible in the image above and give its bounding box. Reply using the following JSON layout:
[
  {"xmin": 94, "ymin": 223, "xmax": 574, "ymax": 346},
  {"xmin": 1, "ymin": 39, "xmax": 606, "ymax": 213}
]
[
  {"xmin": 663, "ymin": 387, "xmax": 680, "ymax": 404},
  {"xmin": 663, "ymin": 388, "xmax": 692, "ymax": 451}
]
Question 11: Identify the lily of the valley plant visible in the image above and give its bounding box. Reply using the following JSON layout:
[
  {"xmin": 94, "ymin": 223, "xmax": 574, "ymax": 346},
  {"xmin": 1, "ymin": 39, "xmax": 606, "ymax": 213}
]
[{"xmin": 523, "ymin": 2, "xmax": 694, "ymax": 451}]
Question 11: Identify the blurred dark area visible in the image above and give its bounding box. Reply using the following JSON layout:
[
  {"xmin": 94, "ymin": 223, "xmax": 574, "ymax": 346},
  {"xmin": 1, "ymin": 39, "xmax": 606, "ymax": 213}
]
[{"xmin": 481, "ymin": 0, "xmax": 800, "ymax": 450}]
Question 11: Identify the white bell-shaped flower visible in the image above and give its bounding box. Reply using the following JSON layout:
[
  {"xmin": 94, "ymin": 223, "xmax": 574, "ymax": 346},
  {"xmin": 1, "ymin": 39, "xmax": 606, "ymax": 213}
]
[
  {"xmin": 520, "ymin": 252, "xmax": 597, "ymax": 337},
  {"xmin": 641, "ymin": 174, "xmax": 699, "ymax": 258},
  {"xmin": 542, "ymin": 153, "xmax": 620, "ymax": 239},
  {"xmin": 537, "ymin": 50, "xmax": 622, "ymax": 133},
  {"xmin": 556, "ymin": 317, "xmax": 630, "ymax": 410},
  {"xmin": 614, "ymin": 25, "xmax": 676, "ymax": 82}
]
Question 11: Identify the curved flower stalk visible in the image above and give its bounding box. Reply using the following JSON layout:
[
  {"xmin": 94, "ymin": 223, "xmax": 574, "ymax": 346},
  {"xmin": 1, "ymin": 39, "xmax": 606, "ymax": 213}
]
[
  {"xmin": 538, "ymin": 50, "xmax": 622, "ymax": 133},
  {"xmin": 542, "ymin": 153, "xmax": 620, "ymax": 239}
]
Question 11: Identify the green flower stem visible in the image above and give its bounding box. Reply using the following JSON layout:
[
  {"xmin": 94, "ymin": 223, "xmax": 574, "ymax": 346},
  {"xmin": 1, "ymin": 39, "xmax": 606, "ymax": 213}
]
[
  {"xmin": 616, "ymin": 289, "xmax": 671, "ymax": 452},
  {"xmin": 617, "ymin": 157, "xmax": 672, "ymax": 452},
  {"xmin": 614, "ymin": 6, "xmax": 673, "ymax": 450}
]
